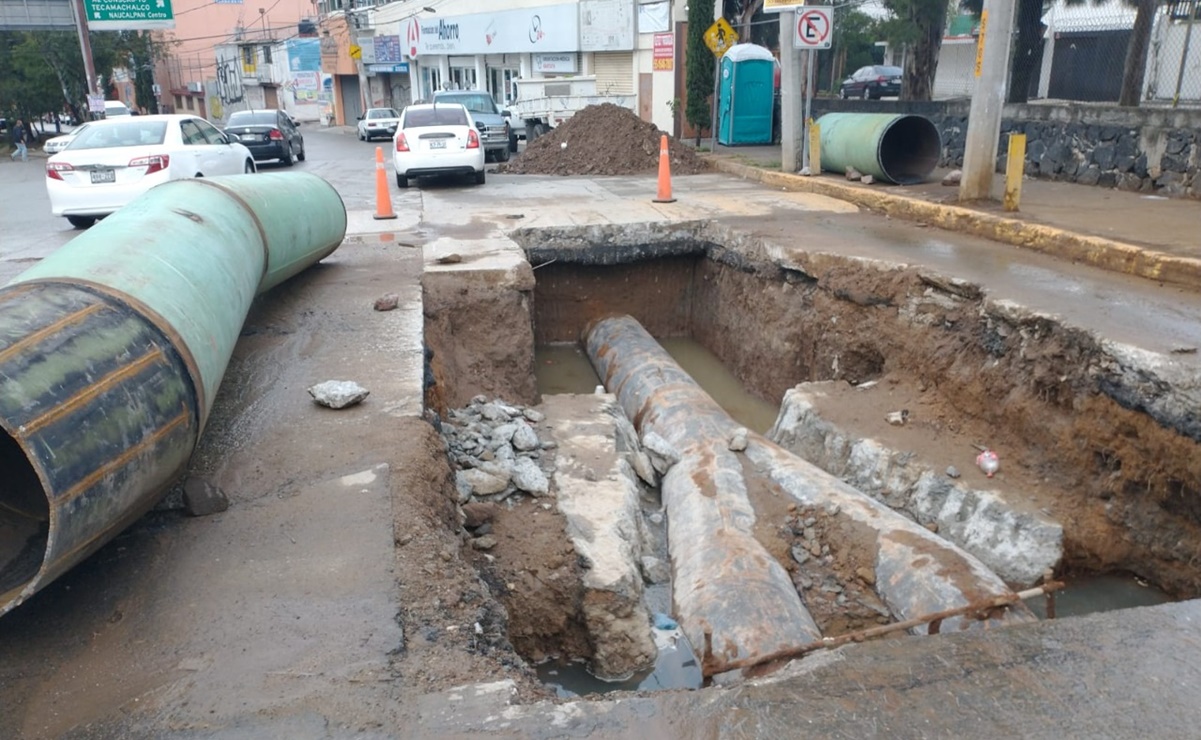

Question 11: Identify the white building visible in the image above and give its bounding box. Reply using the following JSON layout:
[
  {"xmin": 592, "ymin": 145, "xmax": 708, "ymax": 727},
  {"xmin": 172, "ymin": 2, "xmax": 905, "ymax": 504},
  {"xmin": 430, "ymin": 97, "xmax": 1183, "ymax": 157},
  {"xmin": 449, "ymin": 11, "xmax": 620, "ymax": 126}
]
[{"xmin": 342, "ymin": 0, "xmax": 681, "ymax": 134}]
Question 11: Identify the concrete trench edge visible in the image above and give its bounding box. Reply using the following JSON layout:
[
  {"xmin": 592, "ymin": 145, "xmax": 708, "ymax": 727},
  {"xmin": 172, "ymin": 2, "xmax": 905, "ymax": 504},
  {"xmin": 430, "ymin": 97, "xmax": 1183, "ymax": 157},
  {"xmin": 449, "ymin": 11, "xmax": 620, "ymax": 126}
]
[{"xmin": 709, "ymin": 159, "xmax": 1201, "ymax": 289}]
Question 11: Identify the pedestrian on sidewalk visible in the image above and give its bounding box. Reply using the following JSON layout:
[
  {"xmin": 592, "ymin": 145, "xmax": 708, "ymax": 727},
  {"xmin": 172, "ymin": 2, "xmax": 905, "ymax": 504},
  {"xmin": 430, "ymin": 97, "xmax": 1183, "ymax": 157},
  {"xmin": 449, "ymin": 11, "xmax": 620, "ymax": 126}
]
[{"xmin": 10, "ymin": 118, "xmax": 29, "ymax": 162}]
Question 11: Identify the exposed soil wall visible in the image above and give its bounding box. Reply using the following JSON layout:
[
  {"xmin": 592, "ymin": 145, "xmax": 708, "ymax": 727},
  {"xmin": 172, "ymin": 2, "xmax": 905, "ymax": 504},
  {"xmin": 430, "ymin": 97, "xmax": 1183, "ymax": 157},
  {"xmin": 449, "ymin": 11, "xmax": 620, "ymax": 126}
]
[
  {"xmin": 423, "ymin": 270, "xmax": 538, "ymax": 412},
  {"xmin": 532, "ymin": 256, "xmax": 698, "ymax": 345}
]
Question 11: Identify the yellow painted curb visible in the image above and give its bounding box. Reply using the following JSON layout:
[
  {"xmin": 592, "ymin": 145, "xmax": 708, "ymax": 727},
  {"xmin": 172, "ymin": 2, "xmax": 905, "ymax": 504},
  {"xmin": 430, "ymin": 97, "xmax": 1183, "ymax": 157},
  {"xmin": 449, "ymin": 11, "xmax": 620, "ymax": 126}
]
[{"xmin": 711, "ymin": 158, "xmax": 1201, "ymax": 288}]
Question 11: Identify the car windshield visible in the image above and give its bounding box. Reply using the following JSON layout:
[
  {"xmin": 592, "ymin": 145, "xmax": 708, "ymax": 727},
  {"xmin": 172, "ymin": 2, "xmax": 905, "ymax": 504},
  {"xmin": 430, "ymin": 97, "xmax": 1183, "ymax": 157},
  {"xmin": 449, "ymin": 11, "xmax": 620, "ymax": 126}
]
[
  {"xmin": 368, "ymin": 109, "xmax": 399, "ymax": 119},
  {"xmin": 227, "ymin": 111, "xmax": 278, "ymax": 126},
  {"xmin": 70, "ymin": 121, "xmax": 167, "ymax": 149},
  {"xmin": 404, "ymin": 106, "xmax": 469, "ymax": 128},
  {"xmin": 439, "ymin": 94, "xmax": 495, "ymax": 114}
]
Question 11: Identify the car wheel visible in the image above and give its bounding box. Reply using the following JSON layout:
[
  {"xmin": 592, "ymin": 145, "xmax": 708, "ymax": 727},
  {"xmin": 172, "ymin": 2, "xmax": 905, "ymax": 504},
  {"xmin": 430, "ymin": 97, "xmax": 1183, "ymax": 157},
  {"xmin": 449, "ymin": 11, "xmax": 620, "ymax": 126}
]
[
  {"xmin": 244, "ymin": 159, "xmax": 255, "ymax": 174},
  {"xmin": 281, "ymin": 144, "xmax": 294, "ymax": 167},
  {"xmin": 473, "ymin": 169, "xmax": 486, "ymax": 186},
  {"xmin": 396, "ymin": 173, "xmax": 408, "ymax": 189},
  {"xmin": 862, "ymin": 87, "xmax": 870, "ymax": 100},
  {"xmin": 509, "ymin": 134, "xmax": 519, "ymax": 153},
  {"xmin": 533, "ymin": 122, "xmax": 547, "ymax": 139},
  {"xmin": 358, "ymin": 130, "xmax": 365, "ymax": 141},
  {"xmin": 484, "ymin": 150, "xmax": 494, "ymax": 164},
  {"xmin": 297, "ymin": 143, "xmax": 306, "ymax": 162},
  {"xmin": 66, "ymin": 215, "xmax": 95, "ymax": 229},
  {"xmin": 496, "ymin": 147, "xmax": 510, "ymax": 163}
]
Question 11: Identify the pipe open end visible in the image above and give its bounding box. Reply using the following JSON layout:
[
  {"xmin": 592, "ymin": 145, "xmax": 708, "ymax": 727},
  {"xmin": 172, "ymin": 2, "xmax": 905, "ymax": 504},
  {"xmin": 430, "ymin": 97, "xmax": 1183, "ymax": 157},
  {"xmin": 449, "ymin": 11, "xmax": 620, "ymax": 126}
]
[
  {"xmin": 879, "ymin": 115, "xmax": 942, "ymax": 185},
  {"xmin": 0, "ymin": 427, "xmax": 49, "ymax": 603}
]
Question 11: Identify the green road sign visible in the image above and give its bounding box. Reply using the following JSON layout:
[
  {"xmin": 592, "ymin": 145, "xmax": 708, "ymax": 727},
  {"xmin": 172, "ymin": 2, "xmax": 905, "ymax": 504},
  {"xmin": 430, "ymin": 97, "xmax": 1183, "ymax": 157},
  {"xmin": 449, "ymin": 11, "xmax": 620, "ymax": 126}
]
[{"xmin": 84, "ymin": 0, "xmax": 175, "ymax": 30}]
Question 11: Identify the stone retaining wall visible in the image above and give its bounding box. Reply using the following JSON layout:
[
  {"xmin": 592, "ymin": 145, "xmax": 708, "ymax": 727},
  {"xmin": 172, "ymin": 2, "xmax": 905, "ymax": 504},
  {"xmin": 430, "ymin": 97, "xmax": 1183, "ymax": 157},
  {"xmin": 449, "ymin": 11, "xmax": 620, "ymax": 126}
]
[{"xmin": 813, "ymin": 99, "xmax": 1201, "ymax": 198}]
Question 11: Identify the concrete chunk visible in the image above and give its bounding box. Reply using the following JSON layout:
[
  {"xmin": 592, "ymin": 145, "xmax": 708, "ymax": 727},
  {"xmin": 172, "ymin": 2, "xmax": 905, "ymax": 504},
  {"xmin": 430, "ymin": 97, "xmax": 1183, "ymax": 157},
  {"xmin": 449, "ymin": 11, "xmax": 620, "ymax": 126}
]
[
  {"xmin": 541, "ymin": 394, "xmax": 656, "ymax": 681},
  {"xmin": 769, "ymin": 383, "xmax": 1063, "ymax": 587}
]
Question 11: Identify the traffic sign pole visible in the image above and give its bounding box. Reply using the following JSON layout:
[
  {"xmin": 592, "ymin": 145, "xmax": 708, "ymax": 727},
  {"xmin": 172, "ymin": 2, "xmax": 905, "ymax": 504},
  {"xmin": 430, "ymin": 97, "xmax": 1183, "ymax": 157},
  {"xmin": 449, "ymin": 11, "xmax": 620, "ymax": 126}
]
[
  {"xmin": 71, "ymin": 0, "xmax": 99, "ymax": 99},
  {"xmin": 789, "ymin": 7, "xmax": 832, "ymax": 174},
  {"xmin": 780, "ymin": 11, "xmax": 803, "ymax": 172}
]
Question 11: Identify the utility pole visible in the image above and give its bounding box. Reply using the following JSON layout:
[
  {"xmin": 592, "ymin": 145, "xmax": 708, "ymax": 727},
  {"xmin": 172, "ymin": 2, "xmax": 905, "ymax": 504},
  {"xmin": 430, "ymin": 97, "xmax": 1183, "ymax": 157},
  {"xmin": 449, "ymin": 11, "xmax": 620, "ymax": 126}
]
[
  {"xmin": 780, "ymin": 11, "xmax": 804, "ymax": 172},
  {"xmin": 72, "ymin": 0, "xmax": 101, "ymax": 109},
  {"xmin": 958, "ymin": 0, "xmax": 1018, "ymax": 201}
]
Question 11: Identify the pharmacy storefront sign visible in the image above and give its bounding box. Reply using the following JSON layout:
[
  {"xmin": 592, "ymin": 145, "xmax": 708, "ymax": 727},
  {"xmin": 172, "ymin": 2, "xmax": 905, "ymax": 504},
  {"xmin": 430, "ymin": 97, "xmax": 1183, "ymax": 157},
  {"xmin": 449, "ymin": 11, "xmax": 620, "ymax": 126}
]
[{"xmin": 406, "ymin": 3, "xmax": 578, "ymax": 57}]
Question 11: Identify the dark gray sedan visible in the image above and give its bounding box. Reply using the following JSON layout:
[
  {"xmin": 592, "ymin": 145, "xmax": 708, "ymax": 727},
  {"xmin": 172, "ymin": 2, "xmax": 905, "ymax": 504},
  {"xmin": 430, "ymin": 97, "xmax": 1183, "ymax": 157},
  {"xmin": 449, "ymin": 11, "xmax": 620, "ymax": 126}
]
[{"xmin": 223, "ymin": 109, "xmax": 305, "ymax": 165}]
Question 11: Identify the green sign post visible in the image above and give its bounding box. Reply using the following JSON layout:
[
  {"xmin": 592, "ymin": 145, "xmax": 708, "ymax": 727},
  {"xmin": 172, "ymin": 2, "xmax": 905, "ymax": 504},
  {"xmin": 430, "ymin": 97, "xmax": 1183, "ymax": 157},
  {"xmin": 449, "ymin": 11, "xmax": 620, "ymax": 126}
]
[{"xmin": 83, "ymin": 0, "xmax": 175, "ymax": 30}]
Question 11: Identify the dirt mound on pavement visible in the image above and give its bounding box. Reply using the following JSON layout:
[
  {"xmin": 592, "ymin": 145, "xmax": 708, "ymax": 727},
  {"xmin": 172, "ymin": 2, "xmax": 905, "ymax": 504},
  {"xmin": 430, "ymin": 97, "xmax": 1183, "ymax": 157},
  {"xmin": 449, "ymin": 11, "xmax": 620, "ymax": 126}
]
[{"xmin": 496, "ymin": 103, "xmax": 710, "ymax": 177}]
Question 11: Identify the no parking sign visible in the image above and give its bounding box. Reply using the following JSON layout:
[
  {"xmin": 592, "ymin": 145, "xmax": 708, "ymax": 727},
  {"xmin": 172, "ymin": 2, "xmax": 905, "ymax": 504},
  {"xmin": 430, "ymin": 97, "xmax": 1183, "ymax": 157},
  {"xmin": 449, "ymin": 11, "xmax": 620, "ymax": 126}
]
[{"xmin": 794, "ymin": 7, "xmax": 833, "ymax": 49}]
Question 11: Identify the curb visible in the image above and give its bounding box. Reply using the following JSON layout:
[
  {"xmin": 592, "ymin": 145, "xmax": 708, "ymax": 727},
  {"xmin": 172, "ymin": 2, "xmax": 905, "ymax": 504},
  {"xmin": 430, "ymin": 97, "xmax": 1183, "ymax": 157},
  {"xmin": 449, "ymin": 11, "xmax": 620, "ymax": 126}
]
[{"xmin": 710, "ymin": 158, "xmax": 1201, "ymax": 289}]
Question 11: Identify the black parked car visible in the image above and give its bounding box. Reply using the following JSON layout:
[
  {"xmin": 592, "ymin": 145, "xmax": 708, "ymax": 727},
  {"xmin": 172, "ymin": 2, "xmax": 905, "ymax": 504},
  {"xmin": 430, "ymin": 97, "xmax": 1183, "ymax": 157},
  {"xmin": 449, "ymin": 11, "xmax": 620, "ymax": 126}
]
[
  {"xmin": 224, "ymin": 109, "xmax": 305, "ymax": 165},
  {"xmin": 839, "ymin": 65, "xmax": 903, "ymax": 100}
]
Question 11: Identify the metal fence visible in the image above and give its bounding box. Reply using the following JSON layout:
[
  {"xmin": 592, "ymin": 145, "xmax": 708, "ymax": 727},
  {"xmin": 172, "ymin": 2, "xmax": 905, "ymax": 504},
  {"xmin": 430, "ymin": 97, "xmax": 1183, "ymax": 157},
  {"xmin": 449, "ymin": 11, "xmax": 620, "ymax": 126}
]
[{"xmin": 931, "ymin": 1, "xmax": 1201, "ymax": 107}]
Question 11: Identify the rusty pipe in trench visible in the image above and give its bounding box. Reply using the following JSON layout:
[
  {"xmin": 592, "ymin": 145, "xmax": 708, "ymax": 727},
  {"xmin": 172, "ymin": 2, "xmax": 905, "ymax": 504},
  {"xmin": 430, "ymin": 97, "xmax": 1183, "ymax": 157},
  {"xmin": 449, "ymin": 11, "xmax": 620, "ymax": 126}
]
[
  {"xmin": 583, "ymin": 315, "xmax": 1033, "ymax": 673},
  {"xmin": 0, "ymin": 173, "xmax": 346, "ymax": 616}
]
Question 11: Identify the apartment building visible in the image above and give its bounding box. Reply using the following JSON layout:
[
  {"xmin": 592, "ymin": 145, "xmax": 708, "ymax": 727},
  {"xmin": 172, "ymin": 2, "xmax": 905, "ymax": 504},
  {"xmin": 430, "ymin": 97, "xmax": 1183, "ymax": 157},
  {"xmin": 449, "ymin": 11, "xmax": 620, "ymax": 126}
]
[{"xmin": 152, "ymin": 0, "xmax": 319, "ymax": 120}]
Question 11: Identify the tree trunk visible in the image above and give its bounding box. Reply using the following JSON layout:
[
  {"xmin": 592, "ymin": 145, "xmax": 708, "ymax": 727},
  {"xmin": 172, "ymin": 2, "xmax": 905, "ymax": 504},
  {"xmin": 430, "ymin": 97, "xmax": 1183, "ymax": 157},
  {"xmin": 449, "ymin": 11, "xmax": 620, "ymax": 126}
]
[
  {"xmin": 1119, "ymin": 0, "xmax": 1157, "ymax": 107},
  {"xmin": 1006, "ymin": 0, "xmax": 1045, "ymax": 104},
  {"xmin": 901, "ymin": 3, "xmax": 947, "ymax": 101}
]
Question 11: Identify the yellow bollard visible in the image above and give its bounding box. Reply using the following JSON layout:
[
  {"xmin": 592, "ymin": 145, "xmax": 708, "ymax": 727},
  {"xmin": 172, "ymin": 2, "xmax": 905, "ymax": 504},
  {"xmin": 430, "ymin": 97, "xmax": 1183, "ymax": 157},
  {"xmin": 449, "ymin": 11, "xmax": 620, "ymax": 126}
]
[
  {"xmin": 1003, "ymin": 132, "xmax": 1026, "ymax": 212},
  {"xmin": 808, "ymin": 119, "xmax": 821, "ymax": 176}
]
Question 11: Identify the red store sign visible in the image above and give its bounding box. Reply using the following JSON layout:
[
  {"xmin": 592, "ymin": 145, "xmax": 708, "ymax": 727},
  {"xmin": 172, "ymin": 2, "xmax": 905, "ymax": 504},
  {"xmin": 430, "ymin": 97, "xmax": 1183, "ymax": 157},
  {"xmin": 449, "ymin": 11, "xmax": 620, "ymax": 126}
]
[{"xmin": 653, "ymin": 32, "xmax": 674, "ymax": 71}]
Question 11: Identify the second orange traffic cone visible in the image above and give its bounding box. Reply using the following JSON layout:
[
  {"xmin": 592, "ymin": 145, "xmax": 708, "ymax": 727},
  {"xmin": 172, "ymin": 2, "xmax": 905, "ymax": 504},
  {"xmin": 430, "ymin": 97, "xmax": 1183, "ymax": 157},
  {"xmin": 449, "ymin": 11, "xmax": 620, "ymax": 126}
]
[
  {"xmin": 373, "ymin": 145, "xmax": 397, "ymax": 220},
  {"xmin": 652, "ymin": 133, "xmax": 676, "ymax": 204}
]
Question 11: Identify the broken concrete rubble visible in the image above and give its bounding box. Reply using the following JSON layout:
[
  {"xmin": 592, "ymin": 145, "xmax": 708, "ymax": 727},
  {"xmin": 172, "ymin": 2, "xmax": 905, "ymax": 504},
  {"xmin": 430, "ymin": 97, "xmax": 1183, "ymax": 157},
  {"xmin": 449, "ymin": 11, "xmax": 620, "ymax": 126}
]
[
  {"xmin": 441, "ymin": 393, "xmax": 657, "ymax": 681},
  {"xmin": 542, "ymin": 394, "xmax": 657, "ymax": 680}
]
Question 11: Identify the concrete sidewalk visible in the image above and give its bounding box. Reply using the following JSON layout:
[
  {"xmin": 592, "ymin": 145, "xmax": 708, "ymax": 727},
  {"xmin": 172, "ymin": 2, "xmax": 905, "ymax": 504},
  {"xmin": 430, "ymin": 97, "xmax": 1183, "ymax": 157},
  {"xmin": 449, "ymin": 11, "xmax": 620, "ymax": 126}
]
[{"xmin": 704, "ymin": 143, "xmax": 1200, "ymax": 287}]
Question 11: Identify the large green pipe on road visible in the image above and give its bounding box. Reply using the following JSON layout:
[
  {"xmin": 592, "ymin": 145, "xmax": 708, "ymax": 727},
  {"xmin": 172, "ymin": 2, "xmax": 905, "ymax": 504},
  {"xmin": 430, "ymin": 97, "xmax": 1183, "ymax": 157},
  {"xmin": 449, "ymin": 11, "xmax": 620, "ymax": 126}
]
[
  {"xmin": 817, "ymin": 112, "xmax": 942, "ymax": 185},
  {"xmin": 0, "ymin": 172, "xmax": 345, "ymax": 615}
]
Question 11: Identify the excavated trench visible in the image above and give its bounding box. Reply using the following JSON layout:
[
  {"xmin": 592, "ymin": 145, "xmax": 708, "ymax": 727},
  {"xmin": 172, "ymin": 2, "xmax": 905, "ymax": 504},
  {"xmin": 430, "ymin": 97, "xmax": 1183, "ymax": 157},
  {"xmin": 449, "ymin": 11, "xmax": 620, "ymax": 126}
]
[{"xmin": 421, "ymin": 221, "xmax": 1200, "ymax": 688}]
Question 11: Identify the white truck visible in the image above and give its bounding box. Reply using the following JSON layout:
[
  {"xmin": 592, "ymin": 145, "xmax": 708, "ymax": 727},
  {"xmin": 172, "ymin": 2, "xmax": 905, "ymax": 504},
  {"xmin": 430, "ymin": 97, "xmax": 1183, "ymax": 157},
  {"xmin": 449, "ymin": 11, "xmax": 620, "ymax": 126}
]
[{"xmin": 509, "ymin": 76, "xmax": 636, "ymax": 142}]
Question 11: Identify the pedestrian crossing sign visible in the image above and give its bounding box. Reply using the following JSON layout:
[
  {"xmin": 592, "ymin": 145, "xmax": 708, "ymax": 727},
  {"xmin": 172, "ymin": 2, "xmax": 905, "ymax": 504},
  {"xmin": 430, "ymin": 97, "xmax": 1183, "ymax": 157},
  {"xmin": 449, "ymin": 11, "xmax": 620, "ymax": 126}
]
[{"xmin": 704, "ymin": 17, "xmax": 739, "ymax": 57}]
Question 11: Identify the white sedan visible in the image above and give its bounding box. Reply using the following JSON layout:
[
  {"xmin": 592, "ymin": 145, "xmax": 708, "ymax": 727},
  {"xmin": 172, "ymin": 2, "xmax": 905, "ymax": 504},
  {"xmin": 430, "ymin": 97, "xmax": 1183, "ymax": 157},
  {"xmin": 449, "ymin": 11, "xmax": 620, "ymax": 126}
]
[
  {"xmin": 357, "ymin": 107, "xmax": 401, "ymax": 142},
  {"xmin": 43, "ymin": 122, "xmax": 91, "ymax": 154},
  {"xmin": 392, "ymin": 103, "xmax": 485, "ymax": 189},
  {"xmin": 46, "ymin": 114, "xmax": 256, "ymax": 229}
]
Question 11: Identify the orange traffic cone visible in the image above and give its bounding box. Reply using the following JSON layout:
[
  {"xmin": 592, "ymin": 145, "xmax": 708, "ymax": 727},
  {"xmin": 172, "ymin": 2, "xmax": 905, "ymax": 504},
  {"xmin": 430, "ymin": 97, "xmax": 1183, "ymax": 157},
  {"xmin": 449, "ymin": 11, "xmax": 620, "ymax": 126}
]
[
  {"xmin": 652, "ymin": 133, "xmax": 676, "ymax": 204},
  {"xmin": 373, "ymin": 145, "xmax": 397, "ymax": 220}
]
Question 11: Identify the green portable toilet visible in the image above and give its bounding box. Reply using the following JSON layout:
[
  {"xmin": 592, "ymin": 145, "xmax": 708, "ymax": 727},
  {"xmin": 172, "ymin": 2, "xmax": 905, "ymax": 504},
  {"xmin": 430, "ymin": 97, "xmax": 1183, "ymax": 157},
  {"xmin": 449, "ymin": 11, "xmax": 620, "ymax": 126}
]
[{"xmin": 718, "ymin": 44, "xmax": 776, "ymax": 146}]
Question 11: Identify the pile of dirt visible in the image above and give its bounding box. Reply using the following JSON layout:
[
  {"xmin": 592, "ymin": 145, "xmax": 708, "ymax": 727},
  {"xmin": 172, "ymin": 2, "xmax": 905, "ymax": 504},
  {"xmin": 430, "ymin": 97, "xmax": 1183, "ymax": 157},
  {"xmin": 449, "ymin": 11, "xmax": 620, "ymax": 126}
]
[{"xmin": 496, "ymin": 103, "xmax": 710, "ymax": 176}]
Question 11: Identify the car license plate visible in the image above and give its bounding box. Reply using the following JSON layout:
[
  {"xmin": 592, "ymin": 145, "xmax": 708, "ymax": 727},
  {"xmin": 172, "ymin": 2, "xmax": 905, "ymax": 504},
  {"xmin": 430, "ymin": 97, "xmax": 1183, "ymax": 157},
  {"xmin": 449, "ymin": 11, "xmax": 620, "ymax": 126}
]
[
  {"xmin": 90, "ymin": 169, "xmax": 116, "ymax": 184},
  {"xmin": 429, "ymin": 140, "xmax": 447, "ymax": 150}
]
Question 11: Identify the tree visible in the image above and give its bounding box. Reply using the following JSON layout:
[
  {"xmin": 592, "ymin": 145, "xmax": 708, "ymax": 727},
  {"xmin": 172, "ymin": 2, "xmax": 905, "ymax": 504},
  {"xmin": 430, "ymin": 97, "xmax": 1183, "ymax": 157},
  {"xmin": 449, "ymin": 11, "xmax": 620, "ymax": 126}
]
[
  {"xmin": 1007, "ymin": 0, "xmax": 1045, "ymax": 103},
  {"xmin": 0, "ymin": 32, "xmax": 66, "ymax": 137},
  {"xmin": 880, "ymin": 0, "xmax": 952, "ymax": 101},
  {"xmin": 1118, "ymin": 0, "xmax": 1157, "ymax": 106},
  {"xmin": 686, "ymin": 0, "xmax": 717, "ymax": 144},
  {"xmin": 826, "ymin": 9, "xmax": 884, "ymax": 93}
]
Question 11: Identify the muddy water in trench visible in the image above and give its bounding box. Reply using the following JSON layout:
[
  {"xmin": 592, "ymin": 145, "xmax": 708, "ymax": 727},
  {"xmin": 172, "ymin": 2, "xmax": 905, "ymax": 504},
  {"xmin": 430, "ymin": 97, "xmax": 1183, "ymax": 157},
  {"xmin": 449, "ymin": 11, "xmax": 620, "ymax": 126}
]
[{"xmin": 536, "ymin": 338, "xmax": 779, "ymax": 434}]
